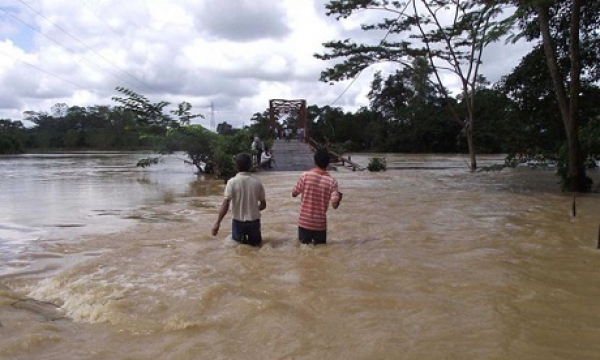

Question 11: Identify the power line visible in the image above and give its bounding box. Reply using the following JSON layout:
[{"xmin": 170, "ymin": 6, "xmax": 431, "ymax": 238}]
[
  {"xmin": 0, "ymin": 49, "xmax": 89, "ymax": 90},
  {"xmin": 16, "ymin": 0, "xmax": 155, "ymax": 93},
  {"xmin": 80, "ymin": 1, "xmax": 125, "ymax": 39},
  {"xmin": 209, "ymin": 102, "xmax": 215, "ymax": 131},
  {"xmin": 199, "ymin": 103, "xmax": 243, "ymax": 131},
  {"xmin": 0, "ymin": 7, "xmax": 144, "ymax": 91},
  {"xmin": 327, "ymin": 2, "xmax": 410, "ymax": 108}
]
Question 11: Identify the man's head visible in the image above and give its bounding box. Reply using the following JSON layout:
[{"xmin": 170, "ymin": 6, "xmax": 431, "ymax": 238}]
[
  {"xmin": 314, "ymin": 149, "xmax": 330, "ymax": 170},
  {"xmin": 236, "ymin": 153, "xmax": 252, "ymax": 172}
]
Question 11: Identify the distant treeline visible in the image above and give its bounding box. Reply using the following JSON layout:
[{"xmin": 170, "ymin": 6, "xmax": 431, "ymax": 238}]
[
  {"xmin": 0, "ymin": 105, "xmax": 156, "ymax": 154},
  {"xmin": 2, "ymin": 79, "xmax": 600, "ymax": 162}
]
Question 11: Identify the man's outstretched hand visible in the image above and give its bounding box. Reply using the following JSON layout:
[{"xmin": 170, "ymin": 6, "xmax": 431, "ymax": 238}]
[{"xmin": 333, "ymin": 191, "xmax": 343, "ymax": 209}]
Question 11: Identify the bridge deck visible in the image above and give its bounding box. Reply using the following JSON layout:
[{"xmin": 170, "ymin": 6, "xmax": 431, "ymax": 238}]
[{"xmin": 267, "ymin": 139, "xmax": 314, "ymax": 172}]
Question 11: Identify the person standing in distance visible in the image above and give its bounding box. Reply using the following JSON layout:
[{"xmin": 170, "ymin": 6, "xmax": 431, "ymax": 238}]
[
  {"xmin": 292, "ymin": 149, "xmax": 343, "ymax": 245},
  {"xmin": 251, "ymin": 135, "xmax": 263, "ymax": 169},
  {"xmin": 212, "ymin": 153, "xmax": 266, "ymax": 247}
]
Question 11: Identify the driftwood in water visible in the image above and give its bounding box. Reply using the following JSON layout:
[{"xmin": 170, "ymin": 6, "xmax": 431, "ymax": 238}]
[
  {"xmin": 337, "ymin": 155, "xmax": 365, "ymax": 171},
  {"xmin": 305, "ymin": 137, "xmax": 365, "ymax": 171},
  {"xmin": 572, "ymin": 194, "xmax": 577, "ymax": 217},
  {"xmin": 11, "ymin": 298, "xmax": 66, "ymax": 322}
]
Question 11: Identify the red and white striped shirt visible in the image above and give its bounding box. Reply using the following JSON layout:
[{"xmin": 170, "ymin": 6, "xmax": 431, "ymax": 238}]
[{"xmin": 293, "ymin": 168, "xmax": 340, "ymax": 231}]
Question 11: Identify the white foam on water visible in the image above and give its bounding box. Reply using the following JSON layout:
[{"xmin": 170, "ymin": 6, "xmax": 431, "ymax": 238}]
[
  {"xmin": 0, "ymin": 223, "xmax": 47, "ymax": 275},
  {"xmin": 0, "ymin": 223, "xmax": 44, "ymax": 244}
]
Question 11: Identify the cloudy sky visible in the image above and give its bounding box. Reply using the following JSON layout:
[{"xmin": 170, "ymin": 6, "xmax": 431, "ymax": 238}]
[{"xmin": 0, "ymin": 0, "xmax": 532, "ymax": 129}]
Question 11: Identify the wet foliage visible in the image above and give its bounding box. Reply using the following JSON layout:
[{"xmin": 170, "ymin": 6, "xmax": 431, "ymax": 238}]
[{"xmin": 367, "ymin": 157, "xmax": 387, "ymax": 172}]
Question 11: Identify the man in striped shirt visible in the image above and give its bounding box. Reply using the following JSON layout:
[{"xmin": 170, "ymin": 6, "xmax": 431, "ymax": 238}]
[{"xmin": 292, "ymin": 149, "xmax": 343, "ymax": 245}]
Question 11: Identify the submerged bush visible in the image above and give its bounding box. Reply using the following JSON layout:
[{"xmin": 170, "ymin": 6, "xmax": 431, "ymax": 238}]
[{"xmin": 367, "ymin": 157, "xmax": 387, "ymax": 172}]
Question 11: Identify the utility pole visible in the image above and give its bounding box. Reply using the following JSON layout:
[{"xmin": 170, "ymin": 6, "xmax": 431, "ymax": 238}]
[{"xmin": 209, "ymin": 102, "xmax": 215, "ymax": 131}]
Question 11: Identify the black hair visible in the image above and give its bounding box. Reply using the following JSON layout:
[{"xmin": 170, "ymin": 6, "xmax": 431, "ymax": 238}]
[
  {"xmin": 236, "ymin": 153, "xmax": 252, "ymax": 172},
  {"xmin": 314, "ymin": 148, "xmax": 330, "ymax": 170}
]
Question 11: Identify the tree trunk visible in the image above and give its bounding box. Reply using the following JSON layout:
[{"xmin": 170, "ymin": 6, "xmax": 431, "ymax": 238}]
[
  {"xmin": 466, "ymin": 124, "xmax": 476, "ymax": 171},
  {"xmin": 537, "ymin": 2, "xmax": 587, "ymax": 192},
  {"xmin": 567, "ymin": 0, "xmax": 586, "ymax": 192},
  {"xmin": 466, "ymin": 89, "xmax": 477, "ymax": 172}
]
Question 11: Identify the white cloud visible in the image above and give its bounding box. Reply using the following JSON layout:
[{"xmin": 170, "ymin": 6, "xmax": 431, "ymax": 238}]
[
  {"xmin": 194, "ymin": 0, "xmax": 291, "ymax": 42},
  {"xmin": 0, "ymin": 0, "xmax": 531, "ymax": 127}
]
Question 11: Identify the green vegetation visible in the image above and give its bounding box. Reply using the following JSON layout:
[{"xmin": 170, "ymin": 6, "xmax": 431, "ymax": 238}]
[
  {"xmin": 0, "ymin": 119, "xmax": 26, "ymax": 154},
  {"xmin": 1, "ymin": 1, "xmax": 598, "ymax": 191},
  {"xmin": 0, "ymin": 88, "xmax": 258, "ymax": 180},
  {"xmin": 315, "ymin": 0, "xmax": 600, "ymax": 192},
  {"xmin": 367, "ymin": 158, "xmax": 387, "ymax": 172},
  {"xmin": 111, "ymin": 87, "xmax": 253, "ymax": 179}
]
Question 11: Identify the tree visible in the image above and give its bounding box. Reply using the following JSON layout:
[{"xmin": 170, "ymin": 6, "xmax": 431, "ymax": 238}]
[
  {"xmin": 23, "ymin": 110, "xmax": 64, "ymax": 148},
  {"xmin": 580, "ymin": 114, "xmax": 600, "ymax": 164},
  {"xmin": 315, "ymin": 0, "xmax": 506, "ymax": 170},
  {"xmin": 307, "ymin": 105, "xmax": 346, "ymax": 145},
  {"xmin": 248, "ymin": 111, "xmax": 272, "ymax": 142},
  {"xmin": 216, "ymin": 122, "xmax": 234, "ymax": 135},
  {"xmin": 111, "ymin": 87, "xmax": 182, "ymax": 136},
  {"xmin": 536, "ymin": 0, "xmax": 585, "ymax": 191},
  {"xmin": 464, "ymin": 86, "xmax": 515, "ymax": 153},
  {"xmin": 166, "ymin": 125, "xmax": 216, "ymax": 173},
  {"xmin": 333, "ymin": 108, "xmax": 377, "ymax": 151},
  {"xmin": 109, "ymin": 87, "xmax": 247, "ymax": 178},
  {"xmin": 111, "ymin": 87, "xmax": 210, "ymax": 170},
  {"xmin": 170, "ymin": 101, "xmax": 203, "ymax": 126},
  {"xmin": 501, "ymin": 47, "xmax": 570, "ymax": 160},
  {"xmin": 502, "ymin": 0, "xmax": 600, "ymax": 191},
  {"xmin": 366, "ymin": 57, "xmax": 462, "ymax": 152},
  {"xmin": 0, "ymin": 119, "xmax": 26, "ymax": 154},
  {"xmin": 51, "ymin": 103, "xmax": 68, "ymax": 118},
  {"xmin": 209, "ymin": 129, "xmax": 253, "ymax": 178}
]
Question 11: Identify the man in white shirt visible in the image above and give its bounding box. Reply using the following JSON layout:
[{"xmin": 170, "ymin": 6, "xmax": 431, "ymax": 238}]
[
  {"xmin": 212, "ymin": 153, "xmax": 266, "ymax": 246},
  {"xmin": 251, "ymin": 135, "xmax": 263, "ymax": 168}
]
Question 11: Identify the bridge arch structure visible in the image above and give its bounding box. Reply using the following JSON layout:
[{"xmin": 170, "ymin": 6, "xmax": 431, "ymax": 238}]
[{"xmin": 269, "ymin": 99, "xmax": 307, "ymax": 137}]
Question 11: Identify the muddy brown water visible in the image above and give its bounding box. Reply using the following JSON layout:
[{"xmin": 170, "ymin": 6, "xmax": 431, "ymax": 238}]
[{"xmin": 1, "ymin": 153, "xmax": 600, "ymax": 359}]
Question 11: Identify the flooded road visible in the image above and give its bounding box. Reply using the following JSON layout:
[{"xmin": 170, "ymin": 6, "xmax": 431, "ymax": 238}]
[{"xmin": 1, "ymin": 152, "xmax": 600, "ymax": 359}]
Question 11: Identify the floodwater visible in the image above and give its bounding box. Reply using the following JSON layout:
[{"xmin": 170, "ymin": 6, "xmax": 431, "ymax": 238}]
[{"xmin": 1, "ymin": 152, "xmax": 600, "ymax": 359}]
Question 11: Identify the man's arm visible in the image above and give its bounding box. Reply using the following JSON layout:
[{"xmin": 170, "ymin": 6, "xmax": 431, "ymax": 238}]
[
  {"xmin": 292, "ymin": 175, "xmax": 303, "ymax": 197},
  {"xmin": 332, "ymin": 191, "xmax": 343, "ymax": 209},
  {"xmin": 258, "ymin": 199, "xmax": 266, "ymax": 211},
  {"xmin": 212, "ymin": 198, "xmax": 231, "ymax": 236},
  {"xmin": 258, "ymin": 184, "xmax": 267, "ymax": 211},
  {"xmin": 331, "ymin": 180, "xmax": 342, "ymax": 209}
]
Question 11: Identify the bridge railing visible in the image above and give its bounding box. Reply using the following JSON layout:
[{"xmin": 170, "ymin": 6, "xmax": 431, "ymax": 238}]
[{"xmin": 305, "ymin": 137, "xmax": 365, "ymax": 171}]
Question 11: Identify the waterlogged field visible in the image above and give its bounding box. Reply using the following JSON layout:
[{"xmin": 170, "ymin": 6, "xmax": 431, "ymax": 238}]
[{"xmin": 1, "ymin": 152, "xmax": 600, "ymax": 359}]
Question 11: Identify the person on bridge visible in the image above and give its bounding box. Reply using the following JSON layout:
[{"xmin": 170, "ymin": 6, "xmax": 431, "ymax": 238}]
[
  {"xmin": 260, "ymin": 148, "xmax": 274, "ymax": 169},
  {"xmin": 251, "ymin": 135, "xmax": 264, "ymax": 169},
  {"xmin": 291, "ymin": 149, "xmax": 343, "ymax": 245},
  {"xmin": 212, "ymin": 153, "xmax": 266, "ymax": 247},
  {"xmin": 297, "ymin": 127, "xmax": 305, "ymax": 142}
]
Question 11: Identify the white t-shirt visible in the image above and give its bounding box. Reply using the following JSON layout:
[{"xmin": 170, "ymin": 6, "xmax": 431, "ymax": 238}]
[
  {"xmin": 251, "ymin": 139, "xmax": 263, "ymax": 151},
  {"xmin": 224, "ymin": 172, "xmax": 265, "ymax": 221},
  {"xmin": 261, "ymin": 152, "xmax": 272, "ymax": 163}
]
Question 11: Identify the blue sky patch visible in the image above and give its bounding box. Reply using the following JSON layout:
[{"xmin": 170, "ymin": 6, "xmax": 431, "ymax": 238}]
[{"xmin": 1, "ymin": 6, "xmax": 36, "ymax": 52}]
